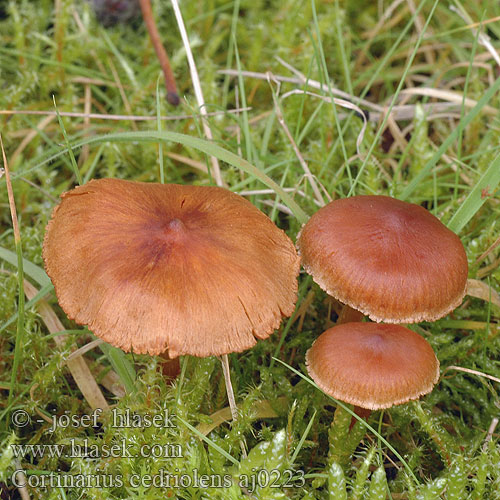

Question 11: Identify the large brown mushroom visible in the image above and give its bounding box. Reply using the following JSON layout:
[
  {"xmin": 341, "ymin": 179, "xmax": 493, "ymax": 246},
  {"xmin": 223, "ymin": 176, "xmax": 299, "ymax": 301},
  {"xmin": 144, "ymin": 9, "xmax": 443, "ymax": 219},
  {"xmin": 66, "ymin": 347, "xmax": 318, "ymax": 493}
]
[
  {"xmin": 297, "ymin": 195, "xmax": 468, "ymax": 324},
  {"xmin": 43, "ymin": 178, "xmax": 300, "ymax": 358}
]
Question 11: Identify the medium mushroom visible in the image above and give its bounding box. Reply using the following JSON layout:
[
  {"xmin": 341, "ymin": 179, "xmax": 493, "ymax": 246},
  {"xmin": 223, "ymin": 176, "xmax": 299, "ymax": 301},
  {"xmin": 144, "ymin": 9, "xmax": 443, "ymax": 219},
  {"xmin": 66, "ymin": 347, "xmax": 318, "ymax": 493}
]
[
  {"xmin": 306, "ymin": 322, "xmax": 440, "ymax": 465},
  {"xmin": 306, "ymin": 322, "xmax": 440, "ymax": 410},
  {"xmin": 43, "ymin": 178, "xmax": 300, "ymax": 419},
  {"xmin": 296, "ymin": 195, "xmax": 468, "ymax": 324}
]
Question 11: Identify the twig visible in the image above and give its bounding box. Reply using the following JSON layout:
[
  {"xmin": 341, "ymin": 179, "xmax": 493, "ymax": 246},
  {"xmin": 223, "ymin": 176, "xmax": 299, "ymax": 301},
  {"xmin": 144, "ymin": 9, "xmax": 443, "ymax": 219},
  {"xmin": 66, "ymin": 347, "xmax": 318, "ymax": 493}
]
[
  {"xmin": 238, "ymin": 187, "xmax": 323, "ymax": 206},
  {"xmin": 259, "ymin": 199, "xmax": 293, "ymax": 216},
  {"xmin": 170, "ymin": 0, "xmax": 223, "ymax": 187},
  {"xmin": 222, "ymin": 66, "xmax": 383, "ymax": 113},
  {"xmin": 139, "ymin": 0, "xmax": 179, "ymax": 105},
  {"xmin": 443, "ymin": 365, "xmax": 500, "ymax": 384},
  {"xmin": 0, "ymin": 107, "xmax": 251, "ymax": 121},
  {"xmin": 398, "ymin": 87, "xmax": 496, "ymax": 115},
  {"xmin": 220, "ymin": 68, "xmax": 477, "ymax": 122}
]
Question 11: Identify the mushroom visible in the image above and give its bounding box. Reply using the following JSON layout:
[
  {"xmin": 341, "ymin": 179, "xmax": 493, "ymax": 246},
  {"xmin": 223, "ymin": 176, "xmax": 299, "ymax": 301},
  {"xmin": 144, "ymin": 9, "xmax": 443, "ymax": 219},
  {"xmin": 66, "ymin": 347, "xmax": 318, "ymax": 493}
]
[
  {"xmin": 296, "ymin": 195, "xmax": 468, "ymax": 324},
  {"xmin": 43, "ymin": 178, "xmax": 300, "ymax": 419},
  {"xmin": 307, "ymin": 322, "xmax": 442, "ymax": 467},
  {"xmin": 306, "ymin": 322, "xmax": 440, "ymax": 410}
]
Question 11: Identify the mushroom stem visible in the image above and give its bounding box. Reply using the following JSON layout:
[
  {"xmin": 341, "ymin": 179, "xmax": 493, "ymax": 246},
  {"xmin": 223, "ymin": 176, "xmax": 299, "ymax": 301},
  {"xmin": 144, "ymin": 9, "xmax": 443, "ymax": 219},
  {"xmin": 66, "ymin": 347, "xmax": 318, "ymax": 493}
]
[
  {"xmin": 220, "ymin": 354, "xmax": 239, "ymax": 420},
  {"xmin": 349, "ymin": 406, "xmax": 371, "ymax": 430},
  {"xmin": 220, "ymin": 354, "xmax": 248, "ymax": 458},
  {"xmin": 158, "ymin": 351, "xmax": 181, "ymax": 382},
  {"xmin": 328, "ymin": 404, "xmax": 367, "ymax": 466},
  {"xmin": 337, "ymin": 304, "xmax": 365, "ymax": 324}
]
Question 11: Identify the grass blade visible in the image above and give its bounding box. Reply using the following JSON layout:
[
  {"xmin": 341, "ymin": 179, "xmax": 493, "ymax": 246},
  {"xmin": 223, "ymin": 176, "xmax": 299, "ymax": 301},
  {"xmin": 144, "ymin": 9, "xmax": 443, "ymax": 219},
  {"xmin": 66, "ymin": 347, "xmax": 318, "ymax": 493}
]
[
  {"xmin": 401, "ymin": 73, "xmax": 500, "ymax": 200},
  {"xmin": 99, "ymin": 343, "xmax": 137, "ymax": 395},
  {"xmin": 53, "ymin": 96, "xmax": 83, "ymax": 185},
  {"xmin": 23, "ymin": 130, "xmax": 310, "ymax": 223},
  {"xmin": 0, "ymin": 282, "xmax": 53, "ymax": 334},
  {"xmin": 447, "ymin": 152, "xmax": 500, "ymax": 233},
  {"xmin": 177, "ymin": 415, "xmax": 239, "ymax": 466},
  {"xmin": 1, "ymin": 136, "xmax": 25, "ymax": 413},
  {"xmin": 0, "ymin": 247, "xmax": 50, "ymax": 287},
  {"xmin": 273, "ymin": 357, "xmax": 421, "ymax": 487}
]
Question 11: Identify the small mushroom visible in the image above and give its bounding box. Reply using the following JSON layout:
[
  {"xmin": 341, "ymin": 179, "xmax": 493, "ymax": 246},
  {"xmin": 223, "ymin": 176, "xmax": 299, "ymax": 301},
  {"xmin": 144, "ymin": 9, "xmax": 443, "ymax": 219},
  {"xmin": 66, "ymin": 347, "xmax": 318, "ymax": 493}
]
[
  {"xmin": 297, "ymin": 195, "xmax": 468, "ymax": 324},
  {"xmin": 306, "ymin": 322, "xmax": 440, "ymax": 410},
  {"xmin": 43, "ymin": 178, "xmax": 300, "ymax": 358}
]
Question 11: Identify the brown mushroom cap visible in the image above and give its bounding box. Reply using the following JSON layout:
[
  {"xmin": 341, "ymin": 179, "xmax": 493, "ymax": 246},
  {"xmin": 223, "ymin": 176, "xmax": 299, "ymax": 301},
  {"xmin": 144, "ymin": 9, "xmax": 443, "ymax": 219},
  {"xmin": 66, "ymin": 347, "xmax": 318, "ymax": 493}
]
[
  {"xmin": 297, "ymin": 195, "xmax": 468, "ymax": 323},
  {"xmin": 43, "ymin": 178, "xmax": 300, "ymax": 357},
  {"xmin": 306, "ymin": 322, "xmax": 440, "ymax": 410}
]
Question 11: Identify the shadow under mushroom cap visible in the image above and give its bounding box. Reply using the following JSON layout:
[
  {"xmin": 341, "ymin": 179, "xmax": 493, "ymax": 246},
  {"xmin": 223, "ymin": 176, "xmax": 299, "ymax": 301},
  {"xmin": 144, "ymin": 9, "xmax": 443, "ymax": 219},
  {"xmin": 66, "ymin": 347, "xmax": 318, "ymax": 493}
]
[{"xmin": 43, "ymin": 178, "xmax": 300, "ymax": 357}]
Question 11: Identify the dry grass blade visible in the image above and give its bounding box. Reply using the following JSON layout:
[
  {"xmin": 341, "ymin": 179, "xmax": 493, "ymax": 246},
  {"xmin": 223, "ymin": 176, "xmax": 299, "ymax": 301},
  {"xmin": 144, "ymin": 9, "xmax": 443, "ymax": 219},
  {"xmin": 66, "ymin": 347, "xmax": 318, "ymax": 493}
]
[
  {"xmin": 166, "ymin": 151, "xmax": 209, "ymax": 174},
  {"xmin": 11, "ymin": 115, "xmax": 56, "ymax": 166},
  {"xmin": 476, "ymin": 234, "xmax": 500, "ymax": 264},
  {"xmin": 443, "ymin": 365, "xmax": 500, "ymax": 385},
  {"xmin": 170, "ymin": 0, "xmax": 223, "ymax": 187},
  {"xmin": 478, "ymin": 257, "xmax": 500, "ymax": 279},
  {"xmin": 23, "ymin": 280, "xmax": 109, "ymax": 410},
  {"xmin": 1, "ymin": 137, "xmax": 20, "ymax": 241},
  {"xmin": 85, "ymin": 359, "xmax": 126, "ymax": 398},
  {"xmin": 66, "ymin": 338, "xmax": 104, "ymax": 361},
  {"xmin": 281, "ymin": 88, "xmax": 368, "ymax": 157},
  {"xmin": 2, "ymin": 133, "xmax": 25, "ymax": 412},
  {"xmin": 269, "ymin": 79, "xmax": 326, "ymax": 207},
  {"xmin": 238, "ymin": 187, "xmax": 323, "ymax": 207},
  {"xmin": 220, "ymin": 68, "xmax": 472, "ymax": 122},
  {"xmin": 196, "ymin": 398, "xmax": 285, "ymax": 436},
  {"xmin": 450, "ymin": 6, "xmax": 500, "ymax": 68},
  {"xmin": 0, "ymin": 108, "xmax": 251, "ymax": 122},
  {"xmin": 221, "ymin": 66, "xmax": 384, "ymax": 112},
  {"xmin": 398, "ymin": 87, "xmax": 496, "ymax": 114},
  {"xmin": 466, "ymin": 279, "xmax": 500, "ymax": 308},
  {"xmin": 362, "ymin": 0, "xmax": 406, "ymax": 41}
]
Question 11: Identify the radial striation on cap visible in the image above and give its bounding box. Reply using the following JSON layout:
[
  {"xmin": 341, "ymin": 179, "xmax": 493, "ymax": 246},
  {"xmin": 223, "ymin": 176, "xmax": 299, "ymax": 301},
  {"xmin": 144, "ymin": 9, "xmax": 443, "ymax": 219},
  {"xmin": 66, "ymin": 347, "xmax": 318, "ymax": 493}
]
[
  {"xmin": 43, "ymin": 178, "xmax": 300, "ymax": 357},
  {"xmin": 306, "ymin": 322, "xmax": 440, "ymax": 410},
  {"xmin": 297, "ymin": 195, "xmax": 468, "ymax": 323}
]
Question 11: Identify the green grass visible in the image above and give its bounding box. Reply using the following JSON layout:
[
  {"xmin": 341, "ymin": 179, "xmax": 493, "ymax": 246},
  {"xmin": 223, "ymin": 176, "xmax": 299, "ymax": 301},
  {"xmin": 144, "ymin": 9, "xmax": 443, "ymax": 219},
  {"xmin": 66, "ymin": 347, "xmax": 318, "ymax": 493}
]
[{"xmin": 1, "ymin": 0, "xmax": 500, "ymax": 499}]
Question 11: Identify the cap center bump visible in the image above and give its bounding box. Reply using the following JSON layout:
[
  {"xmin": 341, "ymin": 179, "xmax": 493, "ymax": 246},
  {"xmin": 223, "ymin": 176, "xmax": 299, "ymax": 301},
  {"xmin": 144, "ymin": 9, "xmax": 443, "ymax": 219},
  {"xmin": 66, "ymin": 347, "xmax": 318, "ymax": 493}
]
[{"xmin": 168, "ymin": 218, "xmax": 185, "ymax": 231}]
